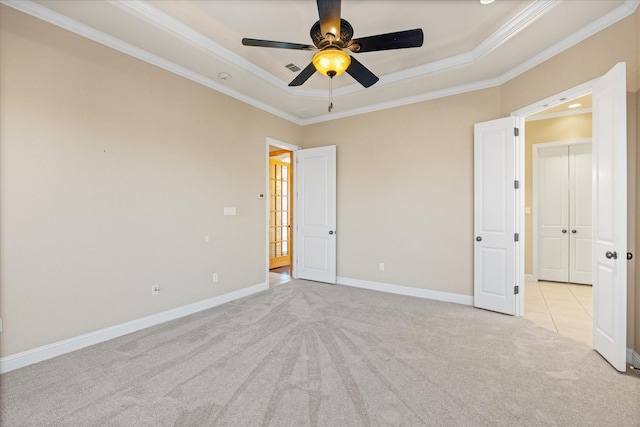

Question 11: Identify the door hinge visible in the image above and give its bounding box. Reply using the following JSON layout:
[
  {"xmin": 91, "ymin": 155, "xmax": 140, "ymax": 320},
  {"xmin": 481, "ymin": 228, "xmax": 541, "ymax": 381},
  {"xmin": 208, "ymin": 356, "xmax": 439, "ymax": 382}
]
[
  {"xmin": 514, "ymin": 127, "xmax": 519, "ymax": 137},
  {"xmin": 514, "ymin": 285, "xmax": 519, "ymax": 295},
  {"xmin": 514, "ymin": 233, "xmax": 519, "ymax": 242},
  {"xmin": 514, "ymin": 180, "xmax": 520, "ymax": 189}
]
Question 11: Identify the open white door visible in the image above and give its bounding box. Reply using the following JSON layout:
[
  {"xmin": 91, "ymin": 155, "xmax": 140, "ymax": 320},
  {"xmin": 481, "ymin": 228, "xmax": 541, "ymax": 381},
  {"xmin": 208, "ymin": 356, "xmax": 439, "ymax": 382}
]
[
  {"xmin": 592, "ymin": 63, "xmax": 627, "ymax": 372},
  {"xmin": 295, "ymin": 145, "xmax": 337, "ymax": 283},
  {"xmin": 474, "ymin": 117, "xmax": 517, "ymax": 315}
]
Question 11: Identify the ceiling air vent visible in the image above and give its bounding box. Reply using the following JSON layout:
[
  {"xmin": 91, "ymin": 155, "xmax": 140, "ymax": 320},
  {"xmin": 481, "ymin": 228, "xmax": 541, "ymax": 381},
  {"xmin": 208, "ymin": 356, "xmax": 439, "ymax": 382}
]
[{"xmin": 285, "ymin": 63, "xmax": 301, "ymax": 73}]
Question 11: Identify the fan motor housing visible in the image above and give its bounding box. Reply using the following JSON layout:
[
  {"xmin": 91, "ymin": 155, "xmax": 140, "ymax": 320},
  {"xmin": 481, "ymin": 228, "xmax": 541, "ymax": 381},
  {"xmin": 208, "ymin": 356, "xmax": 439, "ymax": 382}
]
[{"xmin": 310, "ymin": 19, "xmax": 354, "ymax": 49}]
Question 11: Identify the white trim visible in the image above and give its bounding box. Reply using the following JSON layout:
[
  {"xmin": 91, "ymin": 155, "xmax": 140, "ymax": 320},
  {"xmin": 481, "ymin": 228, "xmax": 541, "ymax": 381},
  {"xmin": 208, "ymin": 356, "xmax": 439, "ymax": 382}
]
[
  {"xmin": 512, "ymin": 82, "xmax": 598, "ymax": 324},
  {"xmin": 2, "ymin": 0, "xmax": 637, "ymax": 126},
  {"xmin": 0, "ymin": 0, "xmax": 304, "ymax": 126},
  {"xmin": 337, "ymin": 277, "xmax": 474, "ymax": 306},
  {"xmin": 511, "ymin": 80, "xmax": 596, "ymax": 117},
  {"xmin": 301, "ymin": 78, "xmax": 501, "ymax": 125},
  {"xmin": 499, "ymin": 0, "xmax": 639, "ymax": 84},
  {"xmin": 527, "ymin": 108, "xmax": 592, "ymax": 122},
  {"xmin": 116, "ymin": 0, "xmax": 290, "ymax": 93},
  {"xmin": 524, "ymin": 274, "xmax": 535, "ymax": 282},
  {"xmin": 628, "ymin": 348, "xmax": 640, "ymax": 367},
  {"xmin": 265, "ymin": 138, "xmax": 301, "ymax": 286},
  {"xmin": 266, "ymin": 137, "xmax": 301, "ymax": 153},
  {"xmin": 0, "ymin": 282, "xmax": 268, "ymax": 374}
]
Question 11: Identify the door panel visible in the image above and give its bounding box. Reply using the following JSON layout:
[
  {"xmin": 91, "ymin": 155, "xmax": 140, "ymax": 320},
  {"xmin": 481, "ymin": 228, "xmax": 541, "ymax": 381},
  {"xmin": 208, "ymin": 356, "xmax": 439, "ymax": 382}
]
[
  {"xmin": 474, "ymin": 117, "xmax": 516, "ymax": 315},
  {"xmin": 296, "ymin": 145, "xmax": 337, "ymax": 283},
  {"xmin": 269, "ymin": 157, "xmax": 292, "ymax": 269},
  {"xmin": 538, "ymin": 147, "xmax": 569, "ymax": 282},
  {"xmin": 569, "ymin": 143, "xmax": 592, "ymax": 284},
  {"xmin": 592, "ymin": 63, "xmax": 627, "ymax": 372}
]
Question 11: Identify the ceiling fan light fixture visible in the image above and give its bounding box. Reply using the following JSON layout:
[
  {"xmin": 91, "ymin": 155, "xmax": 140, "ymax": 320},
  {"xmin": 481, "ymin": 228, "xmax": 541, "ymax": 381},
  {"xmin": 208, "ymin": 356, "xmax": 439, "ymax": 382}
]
[{"xmin": 312, "ymin": 48, "xmax": 351, "ymax": 77}]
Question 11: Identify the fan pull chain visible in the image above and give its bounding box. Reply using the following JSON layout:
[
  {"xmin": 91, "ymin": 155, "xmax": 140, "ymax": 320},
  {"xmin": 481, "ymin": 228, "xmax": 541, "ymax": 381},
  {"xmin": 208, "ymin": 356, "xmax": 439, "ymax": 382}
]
[{"xmin": 328, "ymin": 76, "xmax": 334, "ymax": 113}]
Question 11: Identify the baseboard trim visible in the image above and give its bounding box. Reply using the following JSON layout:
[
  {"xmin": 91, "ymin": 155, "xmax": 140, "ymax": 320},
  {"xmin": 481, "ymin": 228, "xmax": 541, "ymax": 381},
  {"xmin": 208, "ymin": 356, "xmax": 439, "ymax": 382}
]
[
  {"xmin": 627, "ymin": 347, "xmax": 640, "ymax": 368},
  {"xmin": 0, "ymin": 282, "xmax": 268, "ymax": 374},
  {"xmin": 524, "ymin": 274, "xmax": 535, "ymax": 282},
  {"xmin": 336, "ymin": 276, "xmax": 474, "ymax": 306}
]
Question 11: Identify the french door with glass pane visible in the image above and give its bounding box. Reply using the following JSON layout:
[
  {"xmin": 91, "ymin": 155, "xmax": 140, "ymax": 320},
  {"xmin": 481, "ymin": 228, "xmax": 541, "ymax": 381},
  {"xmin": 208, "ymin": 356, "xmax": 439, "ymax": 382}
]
[{"xmin": 269, "ymin": 157, "xmax": 292, "ymax": 269}]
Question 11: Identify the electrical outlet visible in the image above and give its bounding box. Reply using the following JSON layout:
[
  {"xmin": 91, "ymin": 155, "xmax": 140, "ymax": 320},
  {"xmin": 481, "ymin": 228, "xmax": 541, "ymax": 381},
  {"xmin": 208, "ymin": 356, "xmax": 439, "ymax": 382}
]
[
  {"xmin": 151, "ymin": 285, "xmax": 160, "ymax": 295},
  {"xmin": 212, "ymin": 272, "xmax": 219, "ymax": 283},
  {"xmin": 379, "ymin": 263, "xmax": 385, "ymax": 271}
]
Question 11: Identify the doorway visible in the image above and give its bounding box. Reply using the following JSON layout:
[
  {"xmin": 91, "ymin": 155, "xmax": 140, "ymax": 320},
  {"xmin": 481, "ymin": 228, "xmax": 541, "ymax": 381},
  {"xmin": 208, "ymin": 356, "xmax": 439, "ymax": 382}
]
[
  {"xmin": 523, "ymin": 97, "xmax": 594, "ymax": 345},
  {"xmin": 265, "ymin": 138, "xmax": 300, "ymax": 288},
  {"xmin": 269, "ymin": 148, "xmax": 292, "ymax": 287},
  {"xmin": 534, "ymin": 141, "xmax": 593, "ymax": 285}
]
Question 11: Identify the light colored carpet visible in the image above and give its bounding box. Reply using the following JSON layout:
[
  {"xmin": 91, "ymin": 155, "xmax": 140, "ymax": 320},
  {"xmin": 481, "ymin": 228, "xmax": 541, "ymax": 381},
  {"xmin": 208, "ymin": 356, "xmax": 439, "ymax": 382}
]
[{"xmin": 1, "ymin": 280, "xmax": 639, "ymax": 426}]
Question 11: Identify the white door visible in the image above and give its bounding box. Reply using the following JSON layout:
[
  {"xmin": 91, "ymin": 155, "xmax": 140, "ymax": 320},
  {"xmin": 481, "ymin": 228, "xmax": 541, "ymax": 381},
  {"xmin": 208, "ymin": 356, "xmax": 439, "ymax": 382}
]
[
  {"xmin": 538, "ymin": 146, "xmax": 570, "ymax": 282},
  {"xmin": 569, "ymin": 143, "xmax": 593, "ymax": 284},
  {"xmin": 537, "ymin": 143, "xmax": 592, "ymax": 284},
  {"xmin": 295, "ymin": 145, "xmax": 337, "ymax": 283},
  {"xmin": 474, "ymin": 117, "xmax": 517, "ymax": 315},
  {"xmin": 592, "ymin": 63, "xmax": 627, "ymax": 372}
]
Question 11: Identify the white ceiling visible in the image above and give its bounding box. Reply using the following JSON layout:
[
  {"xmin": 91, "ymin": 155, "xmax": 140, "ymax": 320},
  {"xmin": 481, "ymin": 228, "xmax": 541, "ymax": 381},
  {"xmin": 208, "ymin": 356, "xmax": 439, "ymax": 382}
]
[{"xmin": 5, "ymin": 0, "xmax": 638, "ymax": 125}]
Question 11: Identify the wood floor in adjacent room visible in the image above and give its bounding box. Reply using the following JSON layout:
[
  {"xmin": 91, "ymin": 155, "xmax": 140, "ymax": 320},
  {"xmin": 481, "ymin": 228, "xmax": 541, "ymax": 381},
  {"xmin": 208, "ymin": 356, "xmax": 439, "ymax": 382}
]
[{"xmin": 524, "ymin": 281, "xmax": 593, "ymax": 346}]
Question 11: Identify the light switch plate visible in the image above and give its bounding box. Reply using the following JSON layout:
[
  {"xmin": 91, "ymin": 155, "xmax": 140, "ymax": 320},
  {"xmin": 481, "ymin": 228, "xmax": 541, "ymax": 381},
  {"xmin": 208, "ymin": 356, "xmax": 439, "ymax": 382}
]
[{"xmin": 224, "ymin": 207, "xmax": 237, "ymax": 216}]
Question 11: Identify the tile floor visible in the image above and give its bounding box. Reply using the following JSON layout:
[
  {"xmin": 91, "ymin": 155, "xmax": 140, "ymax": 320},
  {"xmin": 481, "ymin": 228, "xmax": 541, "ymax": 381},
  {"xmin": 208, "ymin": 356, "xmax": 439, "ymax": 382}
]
[{"xmin": 524, "ymin": 281, "xmax": 593, "ymax": 346}]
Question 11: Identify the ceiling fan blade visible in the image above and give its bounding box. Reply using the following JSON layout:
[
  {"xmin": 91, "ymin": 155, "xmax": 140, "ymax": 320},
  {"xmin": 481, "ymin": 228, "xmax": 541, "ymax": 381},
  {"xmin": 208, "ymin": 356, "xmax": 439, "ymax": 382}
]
[
  {"xmin": 317, "ymin": 0, "xmax": 341, "ymax": 39},
  {"xmin": 346, "ymin": 56, "xmax": 379, "ymax": 88},
  {"xmin": 348, "ymin": 28, "xmax": 424, "ymax": 53},
  {"xmin": 288, "ymin": 62, "xmax": 317, "ymax": 87},
  {"xmin": 242, "ymin": 38, "xmax": 314, "ymax": 50}
]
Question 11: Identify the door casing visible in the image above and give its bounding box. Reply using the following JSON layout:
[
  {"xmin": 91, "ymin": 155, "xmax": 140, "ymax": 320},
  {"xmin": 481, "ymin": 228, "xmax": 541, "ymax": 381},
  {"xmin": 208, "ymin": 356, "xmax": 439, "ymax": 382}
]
[
  {"xmin": 265, "ymin": 137, "xmax": 301, "ymax": 284},
  {"xmin": 511, "ymin": 78, "xmax": 597, "ymax": 317}
]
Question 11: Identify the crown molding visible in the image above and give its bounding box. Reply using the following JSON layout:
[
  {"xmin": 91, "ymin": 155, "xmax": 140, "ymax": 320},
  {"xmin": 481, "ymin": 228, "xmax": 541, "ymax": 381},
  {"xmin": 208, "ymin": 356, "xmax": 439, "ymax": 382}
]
[
  {"xmin": 116, "ymin": 0, "xmax": 557, "ymax": 99},
  {"xmin": 291, "ymin": 0, "xmax": 555, "ymax": 97},
  {"xmin": 498, "ymin": 0, "xmax": 639, "ymax": 84},
  {"xmin": 0, "ymin": 0, "xmax": 304, "ymax": 125},
  {"xmin": 300, "ymin": 78, "xmax": 501, "ymax": 125},
  {"xmin": 2, "ymin": 0, "xmax": 637, "ymax": 126},
  {"xmin": 115, "ymin": 0, "xmax": 291, "ymax": 93}
]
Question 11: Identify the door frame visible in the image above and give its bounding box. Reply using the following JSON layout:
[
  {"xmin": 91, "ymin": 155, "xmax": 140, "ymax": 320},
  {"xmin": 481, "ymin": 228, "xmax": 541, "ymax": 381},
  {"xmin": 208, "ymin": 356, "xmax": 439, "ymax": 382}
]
[
  {"xmin": 265, "ymin": 137, "xmax": 301, "ymax": 285},
  {"xmin": 511, "ymin": 79, "xmax": 596, "ymax": 317},
  {"xmin": 532, "ymin": 139, "xmax": 592, "ymax": 283}
]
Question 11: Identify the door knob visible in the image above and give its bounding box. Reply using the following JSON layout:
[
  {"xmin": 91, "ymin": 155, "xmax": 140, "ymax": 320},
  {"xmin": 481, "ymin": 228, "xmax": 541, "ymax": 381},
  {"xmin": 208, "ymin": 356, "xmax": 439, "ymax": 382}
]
[
  {"xmin": 605, "ymin": 251, "xmax": 618, "ymax": 259},
  {"xmin": 561, "ymin": 229, "xmax": 567, "ymax": 233},
  {"xmin": 476, "ymin": 236, "xmax": 482, "ymax": 242},
  {"xmin": 329, "ymin": 230, "xmax": 334, "ymax": 235},
  {"xmin": 628, "ymin": 252, "xmax": 633, "ymax": 260},
  {"xmin": 571, "ymin": 229, "xmax": 577, "ymax": 233}
]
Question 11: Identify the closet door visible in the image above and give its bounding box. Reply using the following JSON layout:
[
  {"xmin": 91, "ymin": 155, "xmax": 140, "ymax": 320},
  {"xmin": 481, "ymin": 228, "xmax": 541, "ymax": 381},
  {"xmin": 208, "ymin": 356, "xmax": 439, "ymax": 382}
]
[
  {"xmin": 568, "ymin": 143, "xmax": 592, "ymax": 284},
  {"xmin": 537, "ymin": 146, "xmax": 569, "ymax": 282}
]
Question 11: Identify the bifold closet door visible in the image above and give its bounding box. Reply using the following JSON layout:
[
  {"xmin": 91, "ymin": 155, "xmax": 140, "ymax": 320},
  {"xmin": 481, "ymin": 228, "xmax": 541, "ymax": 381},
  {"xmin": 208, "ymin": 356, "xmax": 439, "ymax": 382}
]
[
  {"xmin": 568, "ymin": 144, "xmax": 592, "ymax": 284},
  {"xmin": 538, "ymin": 146, "xmax": 569, "ymax": 282},
  {"xmin": 537, "ymin": 143, "xmax": 592, "ymax": 284}
]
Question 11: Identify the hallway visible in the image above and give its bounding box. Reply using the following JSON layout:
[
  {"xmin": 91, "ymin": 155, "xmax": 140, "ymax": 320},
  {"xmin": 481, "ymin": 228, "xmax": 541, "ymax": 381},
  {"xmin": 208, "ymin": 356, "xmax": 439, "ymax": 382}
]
[{"xmin": 524, "ymin": 281, "xmax": 592, "ymax": 346}]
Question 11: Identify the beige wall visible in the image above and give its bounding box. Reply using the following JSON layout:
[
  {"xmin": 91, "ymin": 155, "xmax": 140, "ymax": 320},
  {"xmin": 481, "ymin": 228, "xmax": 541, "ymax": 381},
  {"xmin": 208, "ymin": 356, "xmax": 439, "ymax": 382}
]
[
  {"xmin": 501, "ymin": 10, "xmax": 639, "ymax": 355},
  {"xmin": 524, "ymin": 114, "xmax": 592, "ymax": 275},
  {"xmin": 0, "ymin": 6, "xmax": 301, "ymax": 356},
  {"xmin": 302, "ymin": 89, "xmax": 501, "ymax": 296},
  {"xmin": 1, "ymin": 5, "xmax": 639, "ymax": 359}
]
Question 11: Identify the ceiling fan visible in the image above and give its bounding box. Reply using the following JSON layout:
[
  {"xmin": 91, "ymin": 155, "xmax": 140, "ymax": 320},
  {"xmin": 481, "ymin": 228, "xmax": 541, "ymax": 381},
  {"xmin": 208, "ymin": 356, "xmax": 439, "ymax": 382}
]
[{"xmin": 241, "ymin": 0, "xmax": 424, "ymax": 89}]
